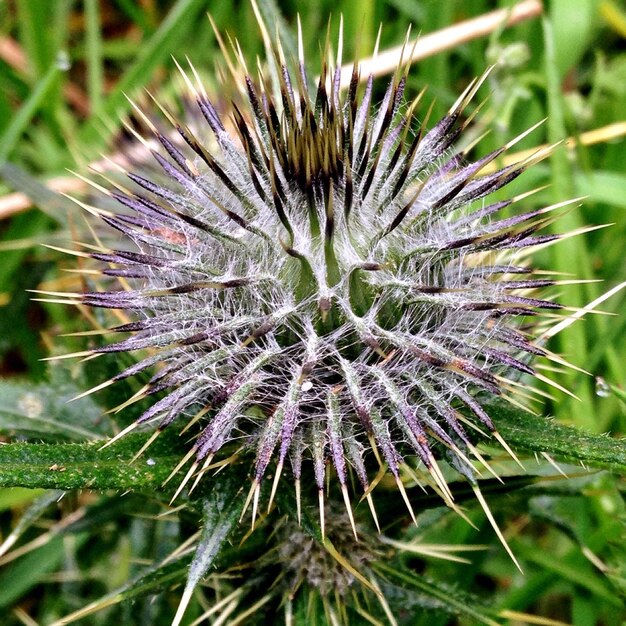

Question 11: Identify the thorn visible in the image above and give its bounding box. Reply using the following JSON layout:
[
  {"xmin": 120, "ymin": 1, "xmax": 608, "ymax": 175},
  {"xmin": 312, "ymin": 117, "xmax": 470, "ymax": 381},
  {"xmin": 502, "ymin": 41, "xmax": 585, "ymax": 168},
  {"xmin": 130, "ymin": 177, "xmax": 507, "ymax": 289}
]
[
  {"xmin": 511, "ymin": 185, "xmax": 550, "ymax": 203},
  {"xmin": 471, "ymin": 483, "xmax": 523, "ymax": 574},
  {"xmin": 324, "ymin": 543, "xmax": 380, "ymax": 600},
  {"xmin": 319, "ymin": 490, "xmax": 325, "ymax": 539},
  {"xmin": 171, "ymin": 583, "xmax": 195, "ymax": 626},
  {"xmin": 233, "ymin": 39, "xmax": 248, "ymax": 76},
  {"xmin": 537, "ymin": 195, "xmax": 588, "ymax": 215},
  {"xmin": 60, "ymin": 268, "xmax": 102, "ymax": 277},
  {"xmin": 295, "ymin": 480, "xmax": 301, "ymax": 526},
  {"xmin": 537, "ymin": 348, "xmax": 590, "ymax": 375},
  {"xmin": 449, "ymin": 444, "xmax": 482, "ymax": 478},
  {"xmin": 31, "ymin": 297, "xmax": 84, "ymax": 306},
  {"xmin": 372, "ymin": 24, "xmax": 382, "ymax": 62},
  {"xmin": 448, "ymin": 68, "xmax": 492, "ymax": 115},
  {"xmin": 541, "ymin": 452, "xmax": 568, "ymax": 478},
  {"xmin": 369, "ymin": 575, "xmax": 399, "ymax": 626},
  {"xmin": 268, "ymin": 461, "xmax": 283, "ymax": 513},
  {"xmin": 336, "ymin": 14, "xmax": 344, "ymax": 70},
  {"xmin": 73, "ymin": 240, "xmax": 109, "ymax": 252},
  {"xmin": 80, "ymin": 352, "xmax": 102, "ymax": 364},
  {"xmin": 42, "ymin": 244, "xmax": 92, "ymax": 258},
  {"xmin": 518, "ymin": 140, "xmax": 561, "ymax": 169},
  {"xmin": 366, "ymin": 493, "xmax": 381, "ymax": 533},
  {"xmin": 106, "ymin": 384, "xmax": 150, "ymax": 414},
  {"xmin": 120, "ymin": 118, "xmax": 154, "ymax": 152},
  {"xmin": 250, "ymin": 0, "xmax": 272, "ymax": 61},
  {"xmin": 99, "ymin": 421, "xmax": 139, "ymax": 450},
  {"xmin": 492, "ymin": 431, "xmax": 524, "ymax": 469},
  {"xmin": 29, "ymin": 289, "xmax": 82, "ymax": 298},
  {"xmin": 500, "ymin": 377, "xmax": 552, "ymax": 403},
  {"xmin": 367, "ymin": 434, "xmax": 383, "ymax": 467},
  {"xmin": 144, "ymin": 89, "xmax": 177, "ymax": 126},
  {"xmin": 428, "ymin": 456, "xmax": 456, "ymax": 502},
  {"xmin": 187, "ymin": 56, "xmax": 209, "ymax": 98},
  {"xmin": 369, "ymin": 462, "xmax": 388, "ymax": 495},
  {"xmin": 162, "ymin": 447, "xmax": 196, "ymax": 487},
  {"xmin": 251, "ymin": 481, "xmax": 261, "ymax": 530},
  {"xmin": 501, "ymin": 392, "xmax": 539, "ymax": 415},
  {"xmin": 341, "ymin": 484, "xmax": 358, "ymax": 540},
  {"xmin": 69, "ymin": 378, "xmax": 116, "ymax": 402},
  {"xmin": 65, "ymin": 168, "xmax": 107, "ymax": 195},
  {"xmin": 402, "ymin": 464, "xmax": 429, "ymax": 495},
  {"xmin": 503, "ymin": 118, "xmax": 546, "ymax": 152},
  {"xmin": 297, "ymin": 15, "xmax": 304, "ymax": 65},
  {"xmin": 40, "ymin": 350, "xmax": 93, "ymax": 361},
  {"xmin": 124, "ymin": 93, "xmax": 158, "ymax": 134},
  {"xmin": 449, "ymin": 501, "xmax": 479, "ymax": 530},
  {"xmin": 170, "ymin": 461, "xmax": 198, "ymax": 504},
  {"xmin": 466, "ymin": 445, "xmax": 503, "ymax": 483},
  {"xmin": 560, "ymin": 223, "xmax": 614, "ymax": 240},
  {"xmin": 189, "ymin": 454, "xmax": 213, "ymax": 495},
  {"xmin": 130, "ymin": 429, "xmax": 161, "ymax": 463},
  {"xmin": 240, "ymin": 480, "xmax": 257, "ymax": 523},
  {"xmin": 179, "ymin": 405, "xmax": 212, "ymax": 435},
  {"xmin": 540, "ymin": 280, "xmax": 626, "ymax": 341},
  {"xmin": 62, "ymin": 193, "xmax": 115, "ymax": 218},
  {"xmin": 394, "ymin": 474, "xmax": 417, "ymax": 525},
  {"xmin": 533, "ymin": 372, "xmax": 579, "ymax": 400}
]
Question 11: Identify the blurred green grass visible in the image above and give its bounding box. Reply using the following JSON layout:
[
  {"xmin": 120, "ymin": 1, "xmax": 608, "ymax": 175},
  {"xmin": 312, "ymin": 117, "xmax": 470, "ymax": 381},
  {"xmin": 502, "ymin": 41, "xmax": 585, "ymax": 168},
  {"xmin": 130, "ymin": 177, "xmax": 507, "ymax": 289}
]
[{"xmin": 0, "ymin": 1, "xmax": 624, "ymax": 624}]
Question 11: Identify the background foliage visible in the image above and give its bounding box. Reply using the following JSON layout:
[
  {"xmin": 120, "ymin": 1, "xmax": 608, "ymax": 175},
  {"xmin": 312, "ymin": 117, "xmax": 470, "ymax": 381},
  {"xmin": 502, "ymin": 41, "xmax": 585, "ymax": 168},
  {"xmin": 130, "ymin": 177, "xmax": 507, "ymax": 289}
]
[{"xmin": 0, "ymin": 0, "xmax": 624, "ymax": 624}]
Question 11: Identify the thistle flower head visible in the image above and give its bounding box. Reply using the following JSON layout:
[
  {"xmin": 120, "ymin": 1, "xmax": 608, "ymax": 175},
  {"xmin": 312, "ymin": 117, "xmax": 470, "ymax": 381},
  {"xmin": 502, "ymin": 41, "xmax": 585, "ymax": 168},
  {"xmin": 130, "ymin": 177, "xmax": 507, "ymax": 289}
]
[
  {"xmin": 58, "ymin": 25, "xmax": 575, "ymax": 527},
  {"xmin": 277, "ymin": 508, "xmax": 377, "ymax": 596}
]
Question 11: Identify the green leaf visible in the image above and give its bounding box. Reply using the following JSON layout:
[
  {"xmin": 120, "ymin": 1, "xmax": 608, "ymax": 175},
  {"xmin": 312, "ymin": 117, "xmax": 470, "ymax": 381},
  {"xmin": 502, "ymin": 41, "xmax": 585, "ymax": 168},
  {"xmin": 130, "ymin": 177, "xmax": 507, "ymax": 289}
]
[
  {"xmin": 0, "ymin": 56, "xmax": 64, "ymax": 164},
  {"xmin": 0, "ymin": 531, "xmax": 89, "ymax": 609},
  {"xmin": 0, "ymin": 209, "xmax": 51, "ymax": 297},
  {"xmin": 172, "ymin": 472, "xmax": 246, "ymax": 626},
  {"xmin": 0, "ymin": 431, "xmax": 184, "ymax": 492},
  {"xmin": 84, "ymin": 0, "xmax": 104, "ymax": 112},
  {"xmin": 291, "ymin": 587, "xmax": 327, "ymax": 626},
  {"xmin": 376, "ymin": 562, "xmax": 501, "ymax": 626},
  {"xmin": 0, "ymin": 162, "xmax": 75, "ymax": 223},
  {"xmin": 50, "ymin": 553, "xmax": 192, "ymax": 625},
  {"xmin": 78, "ymin": 0, "xmax": 208, "ymax": 155},
  {"xmin": 606, "ymin": 380, "xmax": 626, "ymax": 408},
  {"xmin": 513, "ymin": 539, "xmax": 621, "ymax": 605},
  {"xmin": 488, "ymin": 401, "xmax": 626, "ymax": 472},
  {"xmin": 0, "ymin": 373, "xmax": 112, "ymax": 440},
  {"xmin": 550, "ymin": 0, "xmax": 599, "ymax": 78},
  {"xmin": 0, "ymin": 489, "xmax": 63, "ymax": 559},
  {"xmin": 574, "ymin": 170, "xmax": 626, "ymax": 209},
  {"xmin": 0, "ymin": 487, "xmax": 46, "ymax": 512},
  {"xmin": 16, "ymin": 0, "xmax": 53, "ymax": 80}
]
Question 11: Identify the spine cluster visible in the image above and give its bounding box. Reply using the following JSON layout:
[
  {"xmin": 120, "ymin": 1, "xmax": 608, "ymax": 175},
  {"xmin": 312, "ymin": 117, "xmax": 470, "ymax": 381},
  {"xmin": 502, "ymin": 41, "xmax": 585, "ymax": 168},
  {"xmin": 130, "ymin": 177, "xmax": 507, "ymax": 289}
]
[{"xmin": 49, "ymin": 33, "xmax": 578, "ymax": 534}]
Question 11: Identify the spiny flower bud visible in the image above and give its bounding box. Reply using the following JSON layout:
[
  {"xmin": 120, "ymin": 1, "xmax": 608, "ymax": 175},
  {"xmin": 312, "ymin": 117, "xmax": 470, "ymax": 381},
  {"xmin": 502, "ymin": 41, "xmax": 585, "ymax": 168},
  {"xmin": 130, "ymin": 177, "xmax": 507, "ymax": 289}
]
[
  {"xmin": 278, "ymin": 508, "xmax": 377, "ymax": 596},
  {"xmin": 52, "ymin": 25, "xmax": 580, "ymax": 533}
]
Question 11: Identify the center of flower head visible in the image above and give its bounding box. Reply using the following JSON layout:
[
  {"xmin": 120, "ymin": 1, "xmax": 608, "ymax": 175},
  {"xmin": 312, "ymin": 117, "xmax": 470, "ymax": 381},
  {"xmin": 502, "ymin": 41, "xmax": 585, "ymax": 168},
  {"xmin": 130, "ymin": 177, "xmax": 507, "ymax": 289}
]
[
  {"xmin": 270, "ymin": 72, "xmax": 345, "ymax": 196},
  {"xmin": 67, "ymin": 35, "xmax": 566, "ymax": 532}
]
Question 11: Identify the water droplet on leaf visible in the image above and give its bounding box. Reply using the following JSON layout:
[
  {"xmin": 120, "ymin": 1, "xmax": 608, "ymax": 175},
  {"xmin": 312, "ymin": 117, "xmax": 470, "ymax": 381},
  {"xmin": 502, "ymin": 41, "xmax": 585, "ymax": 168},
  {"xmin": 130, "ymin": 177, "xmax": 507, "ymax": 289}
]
[
  {"xmin": 56, "ymin": 51, "xmax": 70, "ymax": 71},
  {"xmin": 595, "ymin": 377, "xmax": 610, "ymax": 398}
]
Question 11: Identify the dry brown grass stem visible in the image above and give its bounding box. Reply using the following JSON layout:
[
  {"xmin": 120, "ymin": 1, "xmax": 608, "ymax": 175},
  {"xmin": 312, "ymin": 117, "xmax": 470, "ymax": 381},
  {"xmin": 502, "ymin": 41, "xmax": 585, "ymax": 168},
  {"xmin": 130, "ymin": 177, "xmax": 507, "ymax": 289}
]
[{"xmin": 338, "ymin": 0, "xmax": 544, "ymax": 88}]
